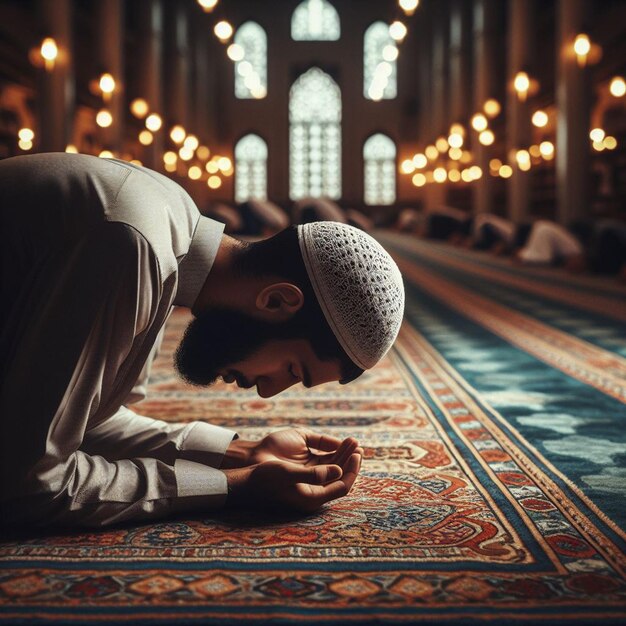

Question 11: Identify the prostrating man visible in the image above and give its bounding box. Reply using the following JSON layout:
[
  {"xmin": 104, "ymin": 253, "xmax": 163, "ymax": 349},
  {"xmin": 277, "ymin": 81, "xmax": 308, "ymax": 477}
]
[{"xmin": 0, "ymin": 153, "xmax": 404, "ymax": 528}]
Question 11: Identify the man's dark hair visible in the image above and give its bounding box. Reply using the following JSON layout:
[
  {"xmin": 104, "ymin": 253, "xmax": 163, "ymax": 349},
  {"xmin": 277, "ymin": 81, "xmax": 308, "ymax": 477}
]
[{"xmin": 233, "ymin": 226, "xmax": 364, "ymax": 384}]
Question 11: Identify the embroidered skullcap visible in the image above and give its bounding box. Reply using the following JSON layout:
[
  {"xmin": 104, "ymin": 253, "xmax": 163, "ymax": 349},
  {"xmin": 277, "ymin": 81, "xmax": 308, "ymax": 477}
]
[{"xmin": 298, "ymin": 221, "xmax": 405, "ymax": 370}]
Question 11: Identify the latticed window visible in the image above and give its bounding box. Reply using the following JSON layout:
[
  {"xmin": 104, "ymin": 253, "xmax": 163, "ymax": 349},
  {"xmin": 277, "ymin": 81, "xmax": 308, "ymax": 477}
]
[
  {"xmin": 291, "ymin": 0, "xmax": 340, "ymax": 41},
  {"xmin": 235, "ymin": 134, "xmax": 268, "ymax": 202},
  {"xmin": 364, "ymin": 22, "xmax": 397, "ymax": 100},
  {"xmin": 289, "ymin": 68, "xmax": 341, "ymax": 200},
  {"xmin": 234, "ymin": 22, "xmax": 267, "ymax": 99},
  {"xmin": 363, "ymin": 133, "xmax": 396, "ymax": 205}
]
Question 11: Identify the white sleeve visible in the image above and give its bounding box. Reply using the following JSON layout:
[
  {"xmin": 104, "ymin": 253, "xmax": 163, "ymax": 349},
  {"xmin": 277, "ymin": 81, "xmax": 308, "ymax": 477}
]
[{"xmin": 0, "ymin": 222, "xmax": 231, "ymax": 528}]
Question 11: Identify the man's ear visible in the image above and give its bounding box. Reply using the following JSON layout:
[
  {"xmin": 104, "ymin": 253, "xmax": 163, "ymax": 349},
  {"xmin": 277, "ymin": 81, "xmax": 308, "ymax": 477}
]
[{"xmin": 255, "ymin": 282, "xmax": 304, "ymax": 321}]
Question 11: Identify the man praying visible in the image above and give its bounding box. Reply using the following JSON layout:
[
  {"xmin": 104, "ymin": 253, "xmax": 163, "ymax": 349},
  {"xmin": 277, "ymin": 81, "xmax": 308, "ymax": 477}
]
[{"xmin": 0, "ymin": 153, "xmax": 404, "ymax": 528}]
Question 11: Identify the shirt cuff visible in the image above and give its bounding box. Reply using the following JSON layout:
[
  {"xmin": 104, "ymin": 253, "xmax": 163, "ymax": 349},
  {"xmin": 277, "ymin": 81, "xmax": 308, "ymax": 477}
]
[
  {"xmin": 179, "ymin": 421, "xmax": 237, "ymax": 468},
  {"xmin": 172, "ymin": 459, "xmax": 228, "ymax": 511}
]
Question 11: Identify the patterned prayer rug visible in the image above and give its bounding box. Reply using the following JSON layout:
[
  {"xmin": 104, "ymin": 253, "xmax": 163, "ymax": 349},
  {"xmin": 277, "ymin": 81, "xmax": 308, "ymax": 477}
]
[{"xmin": 1, "ymin": 232, "xmax": 625, "ymax": 625}]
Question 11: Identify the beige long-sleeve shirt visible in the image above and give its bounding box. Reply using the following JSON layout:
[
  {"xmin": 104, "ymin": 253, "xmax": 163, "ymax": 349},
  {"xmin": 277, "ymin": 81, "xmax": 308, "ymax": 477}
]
[{"xmin": 0, "ymin": 153, "xmax": 236, "ymax": 528}]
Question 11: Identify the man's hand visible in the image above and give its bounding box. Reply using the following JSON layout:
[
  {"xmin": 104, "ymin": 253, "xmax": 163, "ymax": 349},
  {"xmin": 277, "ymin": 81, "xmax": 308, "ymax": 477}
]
[
  {"xmin": 224, "ymin": 453, "xmax": 362, "ymax": 513},
  {"xmin": 223, "ymin": 428, "xmax": 362, "ymax": 470}
]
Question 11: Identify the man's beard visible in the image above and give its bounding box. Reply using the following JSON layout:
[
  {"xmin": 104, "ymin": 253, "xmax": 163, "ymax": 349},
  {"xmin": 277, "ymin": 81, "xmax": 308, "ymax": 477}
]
[{"xmin": 174, "ymin": 307, "xmax": 306, "ymax": 387}]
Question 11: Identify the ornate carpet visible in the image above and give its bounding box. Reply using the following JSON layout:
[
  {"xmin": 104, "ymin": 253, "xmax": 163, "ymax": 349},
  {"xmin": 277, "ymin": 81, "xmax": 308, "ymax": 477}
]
[{"xmin": 1, "ymin": 232, "xmax": 625, "ymax": 624}]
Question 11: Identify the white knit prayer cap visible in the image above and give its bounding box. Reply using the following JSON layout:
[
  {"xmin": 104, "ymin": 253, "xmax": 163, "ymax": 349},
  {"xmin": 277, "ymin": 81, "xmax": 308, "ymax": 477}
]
[{"xmin": 298, "ymin": 222, "xmax": 405, "ymax": 370}]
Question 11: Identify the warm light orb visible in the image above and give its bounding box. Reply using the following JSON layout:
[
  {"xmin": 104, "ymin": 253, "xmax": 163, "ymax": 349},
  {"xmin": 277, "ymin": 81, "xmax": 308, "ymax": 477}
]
[
  {"xmin": 179, "ymin": 146, "xmax": 194, "ymax": 161},
  {"xmin": 499, "ymin": 164, "xmax": 513, "ymax": 178},
  {"xmin": 164, "ymin": 161, "xmax": 177, "ymax": 172},
  {"xmin": 483, "ymin": 98, "xmax": 501, "ymax": 118},
  {"xmin": 433, "ymin": 167, "xmax": 447, "ymax": 183},
  {"xmin": 425, "ymin": 145, "xmax": 439, "ymax": 160},
  {"xmin": 589, "ymin": 128, "xmax": 605, "ymax": 142},
  {"xmin": 603, "ymin": 136, "xmax": 617, "ymax": 150},
  {"xmin": 217, "ymin": 156, "xmax": 232, "ymax": 171},
  {"xmin": 170, "ymin": 125, "xmax": 186, "ymax": 144},
  {"xmin": 448, "ymin": 169, "xmax": 461, "ymax": 182},
  {"xmin": 130, "ymin": 98, "xmax": 149, "ymax": 118},
  {"xmin": 237, "ymin": 61, "xmax": 253, "ymax": 77},
  {"xmin": 99, "ymin": 73, "xmax": 116, "ymax": 94},
  {"xmin": 65, "ymin": 144, "xmax": 78, "ymax": 153},
  {"xmin": 513, "ymin": 71, "xmax": 530, "ymax": 100},
  {"xmin": 18, "ymin": 128, "xmax": 34, "ymax": 142},
  {"xmin": 389, "ymin": 21, "xmax": 408, "ymax": 42},
  {"xmin": 573, "ymin": 33, "xmax": 590, "ymax": 56},
  {"xmin": 529, "ymin": 144, "xmax": 541, "ymax": 158},
  {"xmin": 609, "ymin": 76, "xmax": 626, "ymax": 98},
  {"xmin": 40, "ymin": 37, "xmax": 58, "ymax": 69},
  {"xmin": 197, "ymin": 0, "xmax": 219, "ymax": 12},
  {"xmin": 184, "ymin": 134, "xmax": 199, "ymax": 151},
  {"xmin": 382, "ymin": 44, "xmax": 399, "ymax": 62},
  {"xmin": 413, "ymin": 153, "xmax": 427, "ymax": 168},
  {"xmin": 399, "ymin": 0, "xmax": 419, "ymax": 15},
  {"xmin": 412, "ymin": 173, "xmax": 426, "ymax": 187},
  {"xmin": 489, "ymin": 158, "xmax": 502, "ymax": 171},
  {"xmin": 96, "ymin": 109, "xmax": 113, "ymax": 128},
  {"xmin": 188, "ymin": 165, "xmax": 202, "ymax": 180},
  {"xmin": 145, "ymin": 113, "xmax": 162, "ymax": 132},
  {"xmin": 139, "ymin": 130, "xmax": 153, "ymax": 146},
  {"xmin": 539, "ymin": 141, "xmax": 555, "ymax": 159},
  {"xmin": 227, "ymin": 43, "xmax": 245, "ymax": 62},
  {"xmin": 448, "ymin": 147, "xmax": 463, "ymax": 161},
  {"xmin": 207, "ymin": 175, "xmax": 222, "ymax": 189},
  {"xmin": 435, "ymin": 136, "xmax": 449, "ymax": 152},
  {"xmin": 206, "ymin": 161, "xmax": 220, "ymax": 174},
  {"xmin": 99, "ymin": 150, "xmax": 114, "ymax": 158},
  {"xmin": 18, "ymin": 139, "xmax": 33, "ymax": 151},
  {"xmin": 478, "ymin": 130, "xmax": 495, "ymax": 146},
  {"xmin": 400, "ymin": 159, "xmax": 415, "ymax": 174},
  {"xmin": 197, "ymin": 145, "xmax": 211, "ymax": 160},
  {"xmin": 532, "ymin": 110, "xmax": 548, "ymax": 128},
  {"xmin": 516, "ymin": 149, "xmax": 530, "ymax": 165},
  {"xmin": 214, "ymin": 20, "xmax": 233, "ymax": 42},
  {"xmin": 468, "ymin": 165, "xmax": 481, "ymax": 180},
  {"xmin": 471, "ymin": 113, "xmax": 488, "ymax": 132},
  {"xmin": 163, "ymin": 151, "xmax": 177, "ymax": 165},
  {"xmin": 592, "ymin": 141, "xmax": 605, "ymax": 152},
  {"xmin": 448, "ymin": 133, "xmax": 463, "ymax": 149}
]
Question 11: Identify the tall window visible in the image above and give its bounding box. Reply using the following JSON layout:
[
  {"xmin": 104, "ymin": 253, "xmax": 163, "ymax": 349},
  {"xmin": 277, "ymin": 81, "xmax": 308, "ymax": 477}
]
[
  {"xmin": 289, "ymin": 68, "xmax": 341, "ymax": 200},
  {"xmin": 291, "ymin": 0, "xmax": 340, "ymax": 41},
  {"xmin": 235, "ymin": 134, "xmax": 268, "ymax": 202},
  {"xmin": 234, "ymin": 22, "xmax": 267, "ymax": 99},
  {"xmin": 364, "ymin": 133, "xmax": 396, "ymax": 205},
  {"xmin": 364, "ymin": 22, "xmax": 397, "ymax": 100}
]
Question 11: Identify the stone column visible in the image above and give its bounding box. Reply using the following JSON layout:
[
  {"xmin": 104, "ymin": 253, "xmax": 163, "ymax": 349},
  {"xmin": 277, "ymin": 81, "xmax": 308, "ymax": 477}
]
[
  {"xmin": 164, "ymin": 0, "xmax": 190, "ymax": 132},
  {"xmin": 556, "ymin": 0, "xmax": 590, "ymax": 225},
  {"xmin": 38, "ymin": 0, "xmax": 74, "ymax": 152},
  {"xmin": 506, "ymin": 0, "xmax": 533, "ymax": 223},
  {"xmin": 448, "ymin": 0, "xmax": 472, "ymax": 128},
  {"xmin": 472, "ymin": 0, "xmax": 499, "ymax": 214},
  {"xmin": 426, "ymin": 0, "xmax": 449, "ymax": 209},
  {"xmin": 95, "ymin": 0, "xmax": 124, "ymax": 153},
  {"xmin": 135, "ymin": 0, "xmax": 164, "ymax": 169}
]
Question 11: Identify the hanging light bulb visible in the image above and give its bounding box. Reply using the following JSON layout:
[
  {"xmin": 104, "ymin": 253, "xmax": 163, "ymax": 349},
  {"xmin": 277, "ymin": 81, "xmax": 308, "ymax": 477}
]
[
  {"xmin": 214, "ymin": 21, "xmax": 233, "ymax": 42},
  {"xmin": 130, "ymin": 98, "xmax": 149, "ymax": 119},
  {"xmin": 40, "ymin": 37, "xmax": 58, "ymax": 70},
  {"xmin": 399, "ymin": 0, "xmax": 419, "ymax": 16},
  {"xmin": 573, "ymin": 33, "xmax": 590, "ymax": 67},
  {"xmin": 513, "ymin": 71, "xmax": 530, "ymax": 101},
  {"xmin": 532, "ymin": 110, "xmax": 548, "ymax": 128},
  {"xmin": 389, "ymin": 21, "xmax": 407, "ymax": 42},
  {"xmin": 609, "ymin": 76, "xmax": 625, "ymax": 98},
  {"xmin": 99, "ymin": 73, "xmax": 116, "ymax": 101},
  {"xmin": 96, "ymin": 109, "xmax": 113, "ymax": 128}
]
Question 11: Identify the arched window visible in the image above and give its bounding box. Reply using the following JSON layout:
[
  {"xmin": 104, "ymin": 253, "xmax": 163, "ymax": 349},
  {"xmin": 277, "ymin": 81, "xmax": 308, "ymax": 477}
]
[
  {"xmin": 234, "ymin": 22, "xmax": 267, "ymax": 99},
  {"xmin": 289, "ymin": 68, "xmax": 341, "ymax": 200},
  {"xmin": 235, "ymin": 134, "xmax": 268, "ymax": 202},
  {"xmin": 291, "ymin": 0, "xmax": 340, "ymax": 41},
  {"xmin": 364, "ymin": 22, "xmax": 397, "ymax": 100},
  {"xmin": 363, "ymin": 133, "xmax": 396, "ymax": 205}
]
